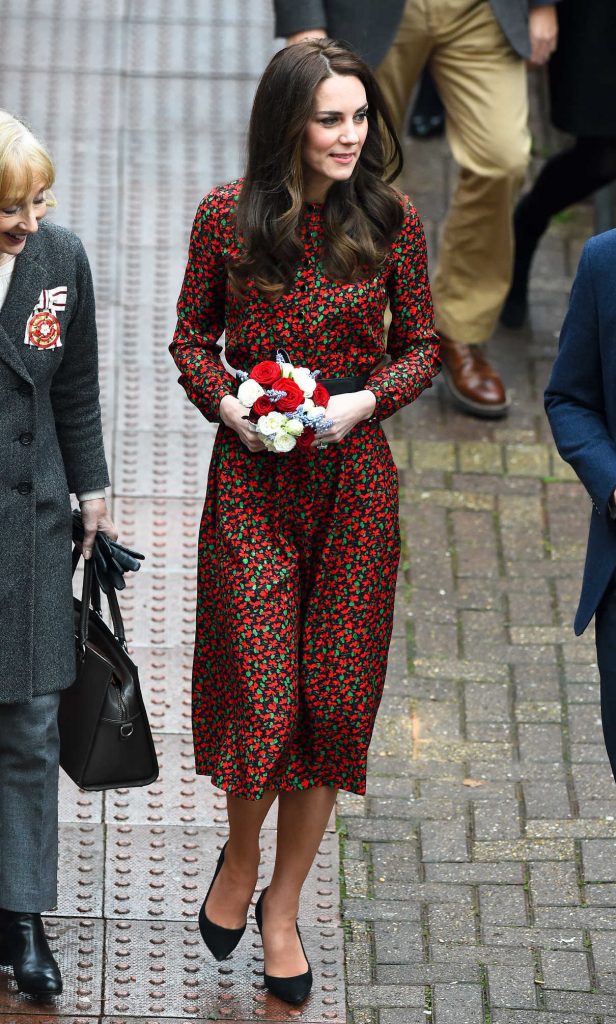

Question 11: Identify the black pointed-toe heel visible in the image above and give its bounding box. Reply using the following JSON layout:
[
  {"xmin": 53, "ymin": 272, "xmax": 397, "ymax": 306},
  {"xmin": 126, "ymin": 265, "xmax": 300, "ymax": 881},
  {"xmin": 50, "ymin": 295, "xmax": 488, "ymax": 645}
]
[
  {"xmin": 198, "ymin": 842, "xmax": 246, "ymax": 961},
  {"xmin": 255, "ymin": 887, "xmax": 313, "ymax": 1005}
]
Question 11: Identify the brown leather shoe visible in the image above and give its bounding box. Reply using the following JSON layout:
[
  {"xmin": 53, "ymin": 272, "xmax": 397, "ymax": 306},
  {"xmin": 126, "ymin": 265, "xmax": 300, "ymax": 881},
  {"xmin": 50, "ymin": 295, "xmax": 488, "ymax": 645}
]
[{"xmin": 439, "ymin": 334, "xmax": 510, "ymax": 418}]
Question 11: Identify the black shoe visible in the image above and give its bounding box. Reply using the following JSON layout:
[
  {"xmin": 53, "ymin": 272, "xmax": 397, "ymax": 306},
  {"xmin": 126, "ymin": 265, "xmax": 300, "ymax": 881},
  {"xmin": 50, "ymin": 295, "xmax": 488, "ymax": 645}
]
[
  {"xmin": 255, "ymin": 887, "xmax": 312, "ymax": 1005},
  {"xmin": 198, "ymin": 842, "xmax": 246, "ymax": 961},
  {"xmin": 408, "ymin": 67, "xmax": 445, "ymax": 139},
  {"xmin": 409, "ymin": 111, "xmax": 445, "ymax": 139},
  {"xmin": 0, "ymin": 910, "xmax": 62, "ymax": 997}
]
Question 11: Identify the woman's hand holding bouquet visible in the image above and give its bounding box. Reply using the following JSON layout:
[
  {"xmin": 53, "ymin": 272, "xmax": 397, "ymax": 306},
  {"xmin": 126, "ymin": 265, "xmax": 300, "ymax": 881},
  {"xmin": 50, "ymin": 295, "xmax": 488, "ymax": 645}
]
[{"xmin": 220, "ymin": 353, "xmax": 333, "ymax": 454}]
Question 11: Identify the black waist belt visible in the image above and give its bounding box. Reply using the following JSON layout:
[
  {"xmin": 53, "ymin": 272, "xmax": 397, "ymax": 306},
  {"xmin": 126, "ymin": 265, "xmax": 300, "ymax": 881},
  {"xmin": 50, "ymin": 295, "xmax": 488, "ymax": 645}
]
[{"xmin": 319, "ymin": 374, "xmax": 369, "ymax": 396}]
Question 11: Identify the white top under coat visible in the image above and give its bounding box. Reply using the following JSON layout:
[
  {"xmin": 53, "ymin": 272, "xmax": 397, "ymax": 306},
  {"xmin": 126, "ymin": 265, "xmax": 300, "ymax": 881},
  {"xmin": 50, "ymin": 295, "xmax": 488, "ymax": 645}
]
[{"xmin": 0, "ymin": 256, "xmax": 16, "ymax": 309}]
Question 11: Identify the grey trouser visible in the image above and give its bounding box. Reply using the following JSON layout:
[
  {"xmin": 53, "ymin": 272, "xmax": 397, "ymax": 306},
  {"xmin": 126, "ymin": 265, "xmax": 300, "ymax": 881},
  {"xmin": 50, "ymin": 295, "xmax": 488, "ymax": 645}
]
[{"xmin": 0, "ymin": 692, "xmax": 61, "ymax": 912}]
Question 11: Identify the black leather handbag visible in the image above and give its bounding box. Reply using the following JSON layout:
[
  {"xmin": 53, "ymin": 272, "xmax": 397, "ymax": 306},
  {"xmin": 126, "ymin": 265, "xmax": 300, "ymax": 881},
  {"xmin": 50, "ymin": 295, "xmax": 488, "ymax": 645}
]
[{"xmin": 58, "ymin": 551, "xmax": 159, "ymax": 791}]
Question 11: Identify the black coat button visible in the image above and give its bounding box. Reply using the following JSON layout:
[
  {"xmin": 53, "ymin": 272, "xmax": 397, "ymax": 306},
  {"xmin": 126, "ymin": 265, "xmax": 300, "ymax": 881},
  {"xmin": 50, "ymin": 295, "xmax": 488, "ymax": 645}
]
[
  {"xmin": 19, "ymin": 432, "xmax": 33, "ymax": 445},
  {"xmin": 16, "ymin": 384, "xmax": 31, "ymax": 396},
  {"xmin": 16, "ymin": 482, "xmax": 32, "ymax": 495}
]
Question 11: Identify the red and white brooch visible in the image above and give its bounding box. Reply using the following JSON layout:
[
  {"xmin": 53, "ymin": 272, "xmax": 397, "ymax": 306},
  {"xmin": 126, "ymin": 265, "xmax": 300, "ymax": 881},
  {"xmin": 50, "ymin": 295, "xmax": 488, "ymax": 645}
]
[{"xmin": 24, "ymin": 287, "xmax": 67, "ymax": 349}]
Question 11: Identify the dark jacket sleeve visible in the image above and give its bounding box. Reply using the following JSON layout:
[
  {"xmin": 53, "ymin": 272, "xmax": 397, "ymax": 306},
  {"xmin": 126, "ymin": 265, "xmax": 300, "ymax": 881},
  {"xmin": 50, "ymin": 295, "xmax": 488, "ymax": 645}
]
[
  {"xmin": 49, "ymin": 238, "xmax": 110, "ymax": 494},
  {"xmin": 544, "ymin": 237, "xmax": 616, "ymax": 516},
  {"xmin": 273, "ymin": 0, "xmax": 327, "ymax": 37}
]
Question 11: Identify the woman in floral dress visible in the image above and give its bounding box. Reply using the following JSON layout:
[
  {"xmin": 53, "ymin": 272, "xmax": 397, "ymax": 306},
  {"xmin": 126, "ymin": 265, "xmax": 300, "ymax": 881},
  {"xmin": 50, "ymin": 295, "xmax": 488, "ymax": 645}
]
[{"xmin": 170, "ymin": 38, "xmax": 439, "ymax": 1004}]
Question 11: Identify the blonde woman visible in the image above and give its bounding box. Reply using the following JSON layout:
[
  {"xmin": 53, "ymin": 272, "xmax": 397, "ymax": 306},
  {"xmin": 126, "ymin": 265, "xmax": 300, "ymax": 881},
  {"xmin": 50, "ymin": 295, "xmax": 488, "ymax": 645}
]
[{"xmin": 0, "ymin": 111, "xmax": 116, "ymax": 997}]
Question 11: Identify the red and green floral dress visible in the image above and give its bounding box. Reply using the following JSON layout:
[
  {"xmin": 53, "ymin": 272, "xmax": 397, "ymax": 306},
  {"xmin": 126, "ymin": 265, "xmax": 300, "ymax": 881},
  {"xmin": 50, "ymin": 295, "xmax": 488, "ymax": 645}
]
[{"xmin": 170, "ymin": 180, "xmax": 439, "ymax": 800}]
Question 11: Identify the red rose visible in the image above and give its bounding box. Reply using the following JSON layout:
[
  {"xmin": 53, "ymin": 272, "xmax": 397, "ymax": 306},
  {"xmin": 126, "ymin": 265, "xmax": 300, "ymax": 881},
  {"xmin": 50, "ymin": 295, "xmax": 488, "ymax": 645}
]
[
  {"xmin": 274, "ymin": 378, "xmax": 304, "ymax": 412},
  {"xmin": 312, "ymin": 382, "xmax": 330, "ymax": 408},
  {"xmin": 252, "ymin": 395, "xmax": 274, "ymax": 417},
  {"xmin": 249, "ymin": 360, "xmax": 282, "ymax": 387},
  {"xmin": 296, "ymin": 426, "xmax": 316, "ymax": 451}
]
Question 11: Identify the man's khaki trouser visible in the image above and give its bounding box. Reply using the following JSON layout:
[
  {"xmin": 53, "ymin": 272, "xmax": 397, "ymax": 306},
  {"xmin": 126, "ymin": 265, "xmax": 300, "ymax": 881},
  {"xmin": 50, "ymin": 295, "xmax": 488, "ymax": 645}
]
[{"xmin": 377, "ymin": 0, "xmax": 531, "ymax": 344}]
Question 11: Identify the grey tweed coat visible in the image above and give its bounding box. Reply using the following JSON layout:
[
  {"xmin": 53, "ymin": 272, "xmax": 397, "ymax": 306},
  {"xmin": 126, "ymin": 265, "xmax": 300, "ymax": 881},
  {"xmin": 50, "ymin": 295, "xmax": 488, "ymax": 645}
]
[
  {"xmin": 0, "ymin": 219, "xmax": 109, "ymax": 704},
  {"xmin": 273, "ymin": 0, "xmax": 554, "ymax": 66}
]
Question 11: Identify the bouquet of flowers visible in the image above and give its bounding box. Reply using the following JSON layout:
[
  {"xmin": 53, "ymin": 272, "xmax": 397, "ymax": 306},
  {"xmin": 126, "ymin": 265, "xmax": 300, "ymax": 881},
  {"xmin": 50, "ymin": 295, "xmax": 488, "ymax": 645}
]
[{"xmin": 236, "ymin": 352, "xmax": 333, "ymax": 453}]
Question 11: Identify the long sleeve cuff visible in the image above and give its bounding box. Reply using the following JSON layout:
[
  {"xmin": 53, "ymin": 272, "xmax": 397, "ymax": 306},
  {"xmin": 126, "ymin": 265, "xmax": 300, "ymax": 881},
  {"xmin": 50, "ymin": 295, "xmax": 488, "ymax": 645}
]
[{"xmin": 78, "ymin": 488, "xmax": 106, "ymax": 502}]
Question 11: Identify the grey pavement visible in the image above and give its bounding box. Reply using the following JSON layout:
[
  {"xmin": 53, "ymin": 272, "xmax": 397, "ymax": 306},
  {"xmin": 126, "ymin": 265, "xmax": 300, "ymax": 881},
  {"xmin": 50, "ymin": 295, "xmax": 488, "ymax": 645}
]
[
  {"xmin": 340, "ymin": 100, "xmax": 616, "ymax": 1024},
  {"xmin": 0, "ymin": 3, "xmax": 614, "ymax": 1023}
]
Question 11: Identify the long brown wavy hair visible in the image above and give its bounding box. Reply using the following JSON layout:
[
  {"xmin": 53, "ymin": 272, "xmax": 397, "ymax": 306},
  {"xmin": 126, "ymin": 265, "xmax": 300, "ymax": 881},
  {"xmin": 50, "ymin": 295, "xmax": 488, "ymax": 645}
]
[{"xmin": 229, "ymin": 38, "xmax": 404, "ymax": 299}]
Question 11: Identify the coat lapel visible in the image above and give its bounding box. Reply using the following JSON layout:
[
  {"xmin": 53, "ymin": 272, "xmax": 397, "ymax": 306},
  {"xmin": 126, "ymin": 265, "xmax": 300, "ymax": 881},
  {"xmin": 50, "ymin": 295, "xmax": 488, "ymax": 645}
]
[{"xmin": 0, "ymin": 245, "xmax": 45, "ymax": 382}]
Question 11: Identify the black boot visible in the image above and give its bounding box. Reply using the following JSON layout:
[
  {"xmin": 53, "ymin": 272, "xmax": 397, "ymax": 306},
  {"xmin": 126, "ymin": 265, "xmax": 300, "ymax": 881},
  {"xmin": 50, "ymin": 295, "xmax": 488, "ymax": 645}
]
[
  {"xmin": 501, "ymin": 194, "xmax": 547, "ymax": 329},
  {"xmin": 0, "ymin": 909, "xmax": 62, "ymax": 996}
]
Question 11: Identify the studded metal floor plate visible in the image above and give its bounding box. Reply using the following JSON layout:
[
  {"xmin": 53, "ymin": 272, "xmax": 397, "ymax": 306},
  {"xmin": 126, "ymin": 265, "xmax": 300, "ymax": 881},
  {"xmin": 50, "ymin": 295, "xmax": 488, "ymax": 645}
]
[
  {"xmin": 101, "ymin": 827, "xmax": 339, "ymax": 923},
  {"xmin": 104, "ymin": 921, "xmax": 344, "ymax": 1021},
  {"xmin": 0, "ymin": 3, "xmax": 344, "ymax": 1023}
]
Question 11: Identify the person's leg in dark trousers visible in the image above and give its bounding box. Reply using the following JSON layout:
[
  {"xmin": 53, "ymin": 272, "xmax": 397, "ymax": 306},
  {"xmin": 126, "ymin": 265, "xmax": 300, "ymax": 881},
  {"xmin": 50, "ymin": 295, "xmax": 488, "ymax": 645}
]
[
  {"xmin": 594, "ymin": 579, "xmax": 616, "ymax": 782},
  {"xmin": 0, "ymin": 692, "xmax": 63, "ymax": 995},
  {"xmin": 408, "ymin": 67, "xmax": 445, "ymax": 139},
  {"xmin": 502, "ymin": 136, "xmax": 616, "ymax": 327}
]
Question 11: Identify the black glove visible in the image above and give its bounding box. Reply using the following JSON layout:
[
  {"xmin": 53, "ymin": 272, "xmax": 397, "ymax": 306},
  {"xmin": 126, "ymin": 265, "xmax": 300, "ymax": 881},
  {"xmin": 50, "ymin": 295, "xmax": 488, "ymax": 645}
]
[{"xmin": 71, "ymin": 510, "xmax": 145, "ymax": 592}]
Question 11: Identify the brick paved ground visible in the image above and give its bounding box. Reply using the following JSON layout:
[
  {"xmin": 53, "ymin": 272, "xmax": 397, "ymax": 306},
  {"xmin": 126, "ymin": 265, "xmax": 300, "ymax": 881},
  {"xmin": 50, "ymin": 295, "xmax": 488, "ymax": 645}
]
[
  {"xmin": 342, "ymin": 126, "xmax": 616, "ymax": 1022},
  {"xmin": 1, "ymin": 3, "xmax": 616, "ymax": 1023}
]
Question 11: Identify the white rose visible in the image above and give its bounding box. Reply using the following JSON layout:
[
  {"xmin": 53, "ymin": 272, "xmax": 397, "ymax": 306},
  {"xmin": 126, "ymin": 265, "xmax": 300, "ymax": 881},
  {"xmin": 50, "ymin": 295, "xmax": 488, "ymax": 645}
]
[
  {"xmin": 302, "ymin": 398, "xmax": 315, "ymax": 413},
  {"xmin": 284, "ymin": 418, "xmax": 304, "ymax": 437},
  {"xmin": 305, "ymin": 405, "xmax": 327, "ymax": 421},
  {"xmin": 237, "ymin": 378, "xmax": 265, "ymax": 407},
  {"xmin": 257, "ymin": 411, "xmax": 286, "ymax": 436},
  {"xmin": 273, "ymin": 431, "xmax": 296, "ymax": 452},
  {"xmin": 291, "ymin": 368, "xmax": 317, "ymax": 398},
  {"xmin": 279, "ymin": 362, "xmax": 294, "ymax": 378}
]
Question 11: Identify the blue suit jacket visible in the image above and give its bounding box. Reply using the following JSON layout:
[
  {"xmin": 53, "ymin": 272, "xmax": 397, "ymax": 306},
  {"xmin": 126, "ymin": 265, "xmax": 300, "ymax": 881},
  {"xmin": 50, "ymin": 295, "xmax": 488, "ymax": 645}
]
[{"xmin": 545, "ymin": 231, "xmax": 616, "ymax": 635}]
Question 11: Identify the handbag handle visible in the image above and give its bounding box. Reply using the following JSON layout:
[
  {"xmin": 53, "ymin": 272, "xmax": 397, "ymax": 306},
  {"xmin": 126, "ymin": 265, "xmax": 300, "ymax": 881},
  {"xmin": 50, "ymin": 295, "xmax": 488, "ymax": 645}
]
[
  {"xmin": 76, "ymin": 551, "xmax": 128, "ymax": 657},
  {"xmin": 106, "ymin": 584, "xmax": 127, "ymax": 649},
  {"xmin": 73, "ymin": 545, "xmax": 103, "ymax": 616}
]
